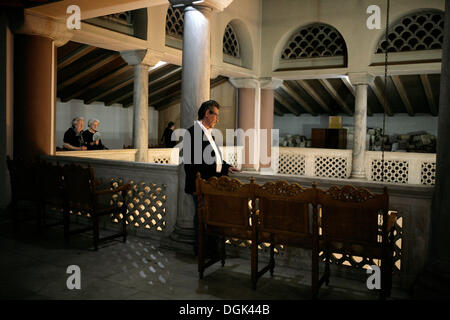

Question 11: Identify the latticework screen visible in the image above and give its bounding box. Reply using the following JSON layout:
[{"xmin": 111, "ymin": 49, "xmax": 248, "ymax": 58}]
[{"xmin": 376, "ymin": 11, "xmax": 444, "ymax": 53}]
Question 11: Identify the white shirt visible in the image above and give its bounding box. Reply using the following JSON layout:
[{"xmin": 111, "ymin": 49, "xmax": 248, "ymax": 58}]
[{"xmin": 196, "ymin": 120, "xmax": 222, "ymax": 173}]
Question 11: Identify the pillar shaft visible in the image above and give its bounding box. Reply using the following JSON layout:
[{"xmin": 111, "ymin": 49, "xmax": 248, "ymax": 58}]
[
  {"xmin": 351, "ymin": 84, "xmax": 368, "ymax": 179},
  {"xmin": 14, "ymin": 34, "xmax": 56, "ymax": 160},
  {"xmin": 169, "ymin": 4, "xmax": 213, "ymax": 254},
  {"xmin": 180, "ymin": 5, "xmax": 211, "ymax": 129},
  {"xmin": 260, "ymin": 89, "xmax": 274, "ymax": 171},
  {"xmin": 133, "ymin": 63, "xmax": 149, "ymax": 162}
]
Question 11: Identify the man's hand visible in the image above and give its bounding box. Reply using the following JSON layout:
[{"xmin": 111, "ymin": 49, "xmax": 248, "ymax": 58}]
[
  {"xmin": 228, "ymin": 166, "xmax": 241, "ymax": 174},
  {"xmin": 80, "ymin": 146, "xmax": 87, "ymax": 150}
]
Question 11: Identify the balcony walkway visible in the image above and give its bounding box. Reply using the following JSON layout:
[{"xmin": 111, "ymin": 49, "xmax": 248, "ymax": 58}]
[{"xmin": 0, "ymin": 215, "xmax": 411, "ymax": 301}]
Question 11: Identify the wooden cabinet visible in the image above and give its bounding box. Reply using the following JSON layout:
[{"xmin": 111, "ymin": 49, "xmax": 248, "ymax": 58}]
[{"xmin": 311, "ymin": 128, "xmax": 347, "ymax": 149}]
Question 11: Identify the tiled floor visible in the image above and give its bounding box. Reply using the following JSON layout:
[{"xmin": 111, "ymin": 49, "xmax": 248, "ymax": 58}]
[{"xmin": 0, "ymin": 217, "xmax": 410, "ymax": 300}]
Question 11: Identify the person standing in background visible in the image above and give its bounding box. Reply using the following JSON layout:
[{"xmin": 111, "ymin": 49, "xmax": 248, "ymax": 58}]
[{"xmin": 161, "ymin": 121, "xmax": 177, "ymax": 148}]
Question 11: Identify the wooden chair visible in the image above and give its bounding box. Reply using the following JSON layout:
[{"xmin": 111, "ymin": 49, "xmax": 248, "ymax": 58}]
[
  {"xmin": 61, "ymin": 163, "xmax": 131, "ymax": 250},
  {"xmin": 316, "ymin": 185, "xmax": 397, "ymax": 299},
  {"xmin": 195, "ymin": 173, "xmax": 255, "ymax": 282},
  {"xmin": 254, "ymin": 180, "xmax": 319, "ymax": 295},
  {"xmin": 36, "ymin": 160, "xmax": 65, "ymax": 231},
  {"xmin": 6, "ymin": 156, "xmax": 41, "ymax": 229}
]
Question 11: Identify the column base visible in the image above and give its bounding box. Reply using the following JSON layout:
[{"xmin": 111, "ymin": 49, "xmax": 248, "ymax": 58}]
[
  {"xmin": 350, "ymin": 171, "xmax": 366, "ymax": 180},
  {"xmin": 160, "ymin": 224, "xmax": 196, "ymax": 256}
]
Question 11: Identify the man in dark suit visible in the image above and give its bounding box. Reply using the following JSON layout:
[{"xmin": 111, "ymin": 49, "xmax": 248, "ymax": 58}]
[{"xmin": 183, "ymin": 100, "xmax": 240, "ymax": 255}]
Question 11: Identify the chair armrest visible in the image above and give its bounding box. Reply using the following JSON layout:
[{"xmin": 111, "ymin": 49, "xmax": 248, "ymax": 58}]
[
  {"xmin": 94, "ymin": 183, "xmax": 131, "ymax": 196},
  {"xmin": 387, "ymin": 211, "xmax": 397, "ymax": 233}
]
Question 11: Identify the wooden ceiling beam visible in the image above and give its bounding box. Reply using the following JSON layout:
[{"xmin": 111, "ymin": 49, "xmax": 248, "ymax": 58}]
[
  {"xmin": 369, "ymin": 77, "xmax": 394, "ymax": 116},
  {"xmin": 57, "ymin": 45, "xmax": 96, "ymax": 70},
  {"xmin": 274, "ymin": 90, "xmax": 301, "ymax": 116},
  {"xmin": 58, "ymin": 53, "xmax": 119, "ymax": 91},
  {"xmin": 296, "ymin": 80, "xmax": 333, "ymax": 114},
  {"xmin": 61, "ymin": 64, "xmax": 131, "ymax": 102},
  {"xmin": 391, "ymin": 75, "xmax": 415, "ymax": 116},
  {"xmin": 318, "ymin": 79, "xmax": 353, "ymax": 116},
  {"xmin": 420, "ymin": 74, "xmax": 438, "ymax": 116},
  {"xmin": 279, "ymin": 83, "xmax": 316, "ymax": 116},
  {"xmin": 107, "ymin": 66, "xmax": 182, "ymax": 106}
]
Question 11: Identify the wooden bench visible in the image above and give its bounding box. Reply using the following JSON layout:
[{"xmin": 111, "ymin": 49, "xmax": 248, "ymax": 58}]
[{"xmin": 195, "ymin": 174, "xmax": 397, "ymax": 299}]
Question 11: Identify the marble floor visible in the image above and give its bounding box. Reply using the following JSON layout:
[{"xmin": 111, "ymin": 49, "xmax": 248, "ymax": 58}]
[{"xmin": 0, "ymin": 216, "xmax": 411, "ymax": 301}]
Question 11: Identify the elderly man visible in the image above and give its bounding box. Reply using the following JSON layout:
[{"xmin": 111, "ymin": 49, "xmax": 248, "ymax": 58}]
[
  {"xmin": 63, "ymin": 117, "xmax": 87, "ymax": 151},
  {"xmin": 183, "ymin": 100, "xmax": 240, "ymax": 256}
]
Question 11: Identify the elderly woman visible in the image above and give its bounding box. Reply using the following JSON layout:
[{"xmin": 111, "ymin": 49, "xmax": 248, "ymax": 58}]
[
  {"xmin": 82, "ymin": 118, "xmax": 107, "ymax": 150},
  {"xmin": 63, "ymin": 117, "xmax": 87, "ymax": 151}
]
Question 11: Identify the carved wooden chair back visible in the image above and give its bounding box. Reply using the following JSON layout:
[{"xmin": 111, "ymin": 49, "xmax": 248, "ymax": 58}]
[
  {"xmin": 254, "ymin": 181, "xmax": 317, "ymax": 245},
  {"xmin": 317, "ymin": 185, "xmax": 389, "ymax": 250},
  {"xmin": 196, "ymin": 173, "xmax": 255, "ymax": 234}
]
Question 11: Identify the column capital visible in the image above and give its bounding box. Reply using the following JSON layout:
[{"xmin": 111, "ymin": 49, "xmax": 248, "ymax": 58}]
[
  {"xmin": 120, "ymin": 49, "xmax": 162, "ymax": 67},
  {"xmin": 169, "ymin": 0, "xmax": 233, "ymax": 12},
  {"xmin": 229, "ymin": 77, "xmax": 283, "ymax": 89},
  {"xmin": 347, "ymin": 72, "xmax": 375, "ymax": 86}
]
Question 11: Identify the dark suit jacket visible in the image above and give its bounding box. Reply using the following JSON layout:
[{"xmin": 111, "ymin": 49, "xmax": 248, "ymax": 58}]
[{"xmin": 183, "ymin": 122, "xmax": 230, "ymax": 194}]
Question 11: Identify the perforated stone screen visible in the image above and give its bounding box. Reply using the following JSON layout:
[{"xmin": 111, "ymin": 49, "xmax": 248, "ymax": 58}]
[
  {"xmin": 165, "ymin": 6, "xmax": 184, "ymax": 39},
  {"xmin": 314, "ymin": 156, "xmax": 349, "ymax": 179},
  {"xmin": 223, "ymin": 23, "xmax": 240, "ymax": 58},
  {"xmin": 371, "ymin": 160, "xmax": 409, "ymax": 184},
  {"xmin": 110, "ymin": 179, "xmax": 167, "ymax": 232},
  {"xmin": 278, "ymin": 153, "xmax": 306, "ymax": 175},
  {"xmin": 376, "ymin": 11, "xmax": 444, "ymax": 53},
  {"xmin": 421, "ymin": 162, "xmax": 436, "ymax": 185},
  {"xmin": 281, "ymin": 23, "xmax": 347, "ymax": 60}
]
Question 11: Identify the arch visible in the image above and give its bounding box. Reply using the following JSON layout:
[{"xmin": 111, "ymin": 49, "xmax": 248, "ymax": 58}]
[
  {"xmin": 373, "ymin": 9, "xmax": 444, "ymax": 54},
  {"xmin": 273, "ymin": 22, "xmax": 348, "ymax": 71},
  {"xmin": 222, "ymin": 18, "xmax": 254, "ymax": 70},
  {"xmin": 165, "ymin": 5, "xmax": 184, "ymax": 49}
]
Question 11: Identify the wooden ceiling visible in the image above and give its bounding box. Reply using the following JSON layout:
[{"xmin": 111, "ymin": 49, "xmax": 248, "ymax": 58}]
[
  {"xmin": 58, "ymin": 41, "xmax": 440, "ymax": 117},
  {"xmin": 57, "ymin": 41, "xmax": 228, "ymax": 110},
  {"xmin": 274, "ymin": 75, "xmax": 440, "ymax": 117}
]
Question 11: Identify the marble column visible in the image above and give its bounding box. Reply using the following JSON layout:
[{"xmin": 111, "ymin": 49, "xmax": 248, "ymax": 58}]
[
  {"xmin": 348, "ymin": 73, "xmax": 374, "ymax": 179},
  {"xmin": 168, "ymin": 3, "xmax": 213, "ymax": 254},
  {"xmin": 13, "ymin": 34, "xmax": 57, "ymax": 160},
  {"xmin": 413, "ymin": 0, "xmax": 450, "ymax": 298},
  {"xmin": 259, "ymin": 78, "xmax": 283, "ymax": 174},
  {"xmin": 121, "ymin": 50, "xmax": 152, "ymax": 162},
  {"xmin": 229, "ymin": 78, "xmax": 282, "ymax": 173},
  {"xmin": 179, "ymin": 5, "xmax": 212, "ymax": 129},
  {"xmin": 229, "ymin": 78, "xmax": 260, "ymax": 171}
]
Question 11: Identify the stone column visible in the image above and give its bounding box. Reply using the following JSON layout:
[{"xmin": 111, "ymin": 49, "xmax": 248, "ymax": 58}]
[
  {"xmin": 230, "ymin": 78, "xmax": 282, "ymax": 173},
  {"xmin": 121, "ymin": 50, "xmax": 152, "ymax": 162},
  {"xmin": 260, "ymin": 78, "xmax": 283, "ymax": 174},
  {"xmin": 229, "ymin": 78, "xmax": 260, "ymax": 171},
  {"xmin": 148, "ymin": 106, "xmax": 159, "ymax": 147},
  {"xmin": 348, "ymin": 73, "xmax": 374, "ymax": 180},
  {"xmin": 167, "ymin": 2, "xmax": 213, "ymax": 254},
  {"xmin": 13, "ymin": 34, "xmax": 57, "ymax": 160},
  {"xmin": 413, "ymin": 0, "xmax": 450, "ymax": 299},
  {"xmin": 179, "ymin": 5, "xmax": 212, "ymax": 129}
]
